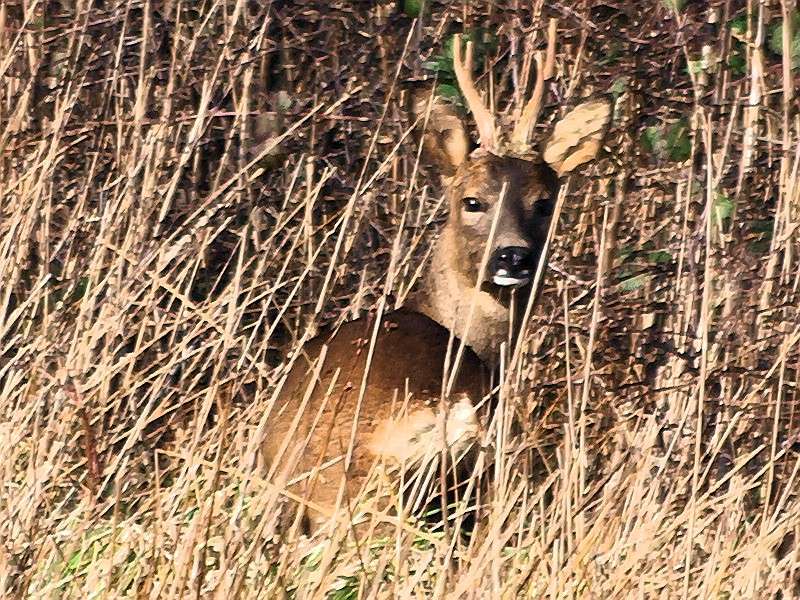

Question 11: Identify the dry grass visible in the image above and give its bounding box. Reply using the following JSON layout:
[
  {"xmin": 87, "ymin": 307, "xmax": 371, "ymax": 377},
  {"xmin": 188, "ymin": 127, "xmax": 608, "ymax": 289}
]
[{"xmin": 2, "ymin": 1, "xmax": 800, "ymax": 598}]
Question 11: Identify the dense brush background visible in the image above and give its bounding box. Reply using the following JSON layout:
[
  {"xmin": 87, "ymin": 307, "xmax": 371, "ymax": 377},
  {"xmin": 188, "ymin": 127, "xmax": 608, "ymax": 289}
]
[{"xmin": 2, "ymin": 0, "xmax": 800, "ymax": 597}]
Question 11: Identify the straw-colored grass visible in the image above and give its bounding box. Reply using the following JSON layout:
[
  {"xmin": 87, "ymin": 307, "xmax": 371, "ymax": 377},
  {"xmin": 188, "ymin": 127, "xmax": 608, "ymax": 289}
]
[{"xmin": 2, "ymin": 1, "xmax": 799, "ymax": 598}]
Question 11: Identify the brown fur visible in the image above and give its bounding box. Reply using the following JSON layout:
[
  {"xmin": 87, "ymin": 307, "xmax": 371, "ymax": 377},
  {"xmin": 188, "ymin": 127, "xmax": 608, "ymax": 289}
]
[{"xmin": 263, "ymin": 310, "xmax": 490, "ymax": 531}]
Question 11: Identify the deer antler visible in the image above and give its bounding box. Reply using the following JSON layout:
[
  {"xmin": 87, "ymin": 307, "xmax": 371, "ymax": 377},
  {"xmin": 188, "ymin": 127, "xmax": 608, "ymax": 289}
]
[
  {"xmin": 511, "ymin": 18, "xmax": 557, "ymax": 147},
  {"xmin": 452, "ymin": 34, "xmax": 496, "ymax": 150}
]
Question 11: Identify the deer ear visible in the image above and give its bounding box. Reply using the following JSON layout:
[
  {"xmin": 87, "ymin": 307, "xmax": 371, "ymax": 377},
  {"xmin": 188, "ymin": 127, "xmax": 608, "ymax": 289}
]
[
  {"xmin": 413, "ymin": 90, "xmax": 469, "ymax": 177},
  {"xmin": 543, "ymin": 98, "xmax": 612, "ymax": 176}
]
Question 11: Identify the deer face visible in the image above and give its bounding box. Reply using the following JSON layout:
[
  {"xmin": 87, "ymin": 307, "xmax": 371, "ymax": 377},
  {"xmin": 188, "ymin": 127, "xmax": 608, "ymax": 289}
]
[
  {"xmin": 446, "ymin": 151, "xmax": 558, "ymax": 289},
  {"xmin": 416, "ymin": 21, "xmax": 612, "ymax": 295}
]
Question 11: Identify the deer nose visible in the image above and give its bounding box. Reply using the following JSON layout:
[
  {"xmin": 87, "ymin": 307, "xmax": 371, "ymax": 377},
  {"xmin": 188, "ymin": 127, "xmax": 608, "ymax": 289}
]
[{"xmin": 488, "ymin": 246, "xmax": 534, "ymax": 287}]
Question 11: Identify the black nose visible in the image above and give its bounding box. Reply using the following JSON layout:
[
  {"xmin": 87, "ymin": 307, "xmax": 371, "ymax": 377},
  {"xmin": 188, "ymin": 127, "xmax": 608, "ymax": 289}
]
[{"xmin": 488, "ymin": 246, "xmax": 534, "ymax": 285}]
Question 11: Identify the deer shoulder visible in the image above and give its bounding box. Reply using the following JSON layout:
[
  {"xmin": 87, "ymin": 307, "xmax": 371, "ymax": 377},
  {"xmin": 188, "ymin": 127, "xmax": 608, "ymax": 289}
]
[{"xmin": 263, "ymin": 309, "xmax": 490, "ymax": 532}]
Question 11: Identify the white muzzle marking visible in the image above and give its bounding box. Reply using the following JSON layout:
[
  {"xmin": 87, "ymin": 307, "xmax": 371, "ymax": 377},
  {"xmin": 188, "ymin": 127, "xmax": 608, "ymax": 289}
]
[{"xmin": 492, "ymin": 269, "xmax": 531, "ymax": 287}]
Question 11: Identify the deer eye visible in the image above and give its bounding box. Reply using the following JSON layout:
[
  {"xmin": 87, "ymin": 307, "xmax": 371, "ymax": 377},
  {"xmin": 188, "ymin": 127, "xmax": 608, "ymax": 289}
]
[
  {"xmin": 534, "ymin": 198, "xmax": 553, "ymax": 217},
  {"xmin": 462, "ymin": 197, "xmax": 484, "ymax": 213}
]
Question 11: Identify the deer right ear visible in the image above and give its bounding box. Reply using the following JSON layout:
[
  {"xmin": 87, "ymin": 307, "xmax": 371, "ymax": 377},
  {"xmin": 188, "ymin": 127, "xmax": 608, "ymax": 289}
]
[
  {"xmin": 543, "ymin": 98, "xmax": 612, "ymax": 177},
  {"xmin": 413, "ymin": 90, "xmax": 469, "ymax": 177}
]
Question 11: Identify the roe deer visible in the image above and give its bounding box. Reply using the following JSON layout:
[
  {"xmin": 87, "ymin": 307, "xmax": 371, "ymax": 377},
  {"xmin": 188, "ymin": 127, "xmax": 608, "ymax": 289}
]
[{"xmin": 263, "ymin": 24, "xmax": 612, "ymax": 534}]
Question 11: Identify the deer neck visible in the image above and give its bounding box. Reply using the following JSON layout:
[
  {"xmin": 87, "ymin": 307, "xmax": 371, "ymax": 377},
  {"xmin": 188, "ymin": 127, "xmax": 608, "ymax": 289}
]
[{"xmin": 409, "ymin": 228, "xmax": 527, "ymax": 366}]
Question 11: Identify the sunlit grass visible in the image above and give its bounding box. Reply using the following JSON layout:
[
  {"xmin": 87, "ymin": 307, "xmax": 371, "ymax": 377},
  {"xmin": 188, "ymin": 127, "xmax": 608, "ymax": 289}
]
[{"xmin": 2, "ymin": 1, "xmax": 799, "ymax": 598}]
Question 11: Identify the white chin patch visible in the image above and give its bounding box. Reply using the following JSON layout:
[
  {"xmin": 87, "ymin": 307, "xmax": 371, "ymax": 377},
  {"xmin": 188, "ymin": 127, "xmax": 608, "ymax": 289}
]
[{"xmin": 492, "ymin": 275, "xmax": 530, "ymax": 287}]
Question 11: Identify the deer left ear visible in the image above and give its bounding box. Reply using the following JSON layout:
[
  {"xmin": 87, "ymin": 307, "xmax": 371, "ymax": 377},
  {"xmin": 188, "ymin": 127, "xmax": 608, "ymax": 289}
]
[
  {"xmin": 411, "ymin": 89, "xmax": 470, "ymax": 177},
  {"xmin": 543, "ymin": 98, "xmax": 612, "ymax": 176}
]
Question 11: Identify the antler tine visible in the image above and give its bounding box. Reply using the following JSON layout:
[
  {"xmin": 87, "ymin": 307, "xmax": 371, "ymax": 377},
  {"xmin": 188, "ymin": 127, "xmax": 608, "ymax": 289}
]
[
  {"xmin": 452, "ymin": 34, "xmax": 496, "ymax": 150},
  {"xmin": 511, "ymin": 18, "xmax": 557, "ymax": 147}
]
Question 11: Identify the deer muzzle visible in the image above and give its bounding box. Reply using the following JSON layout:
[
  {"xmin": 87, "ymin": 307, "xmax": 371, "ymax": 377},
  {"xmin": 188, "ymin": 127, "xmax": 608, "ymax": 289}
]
[{"xmin": 488, "ymin": 246, "xmax": 534, "ymax": 287}]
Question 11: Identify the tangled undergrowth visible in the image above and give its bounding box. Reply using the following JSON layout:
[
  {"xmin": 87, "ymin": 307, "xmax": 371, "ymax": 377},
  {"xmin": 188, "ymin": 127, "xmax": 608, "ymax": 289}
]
[{"xmin": 2, "ymin": 1, "xmax": 800, "ymax": 598}]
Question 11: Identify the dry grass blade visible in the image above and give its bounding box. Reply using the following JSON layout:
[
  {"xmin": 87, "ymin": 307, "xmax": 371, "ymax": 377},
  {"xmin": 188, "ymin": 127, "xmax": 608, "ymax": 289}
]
[{"xmin": 1, "ymin": 2, "xmax": 799, "ymax": 599}]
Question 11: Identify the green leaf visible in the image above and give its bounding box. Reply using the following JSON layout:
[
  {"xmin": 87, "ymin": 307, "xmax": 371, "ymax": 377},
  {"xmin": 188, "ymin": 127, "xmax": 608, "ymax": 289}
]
[
  {"xmin": 714, "ymin": 193, "xmax": 734, "ymax": 221},
  {"xmin": 598, "ymin": 43, "xmax": 622, "ymax": 67},
  {"xmin": 729, "ymin": 15, "xmax": 747, "ymax": 35},
  {"xmin": 768, "ymin": 12, "xmax": 800, "ymax": 69},
  {"xmin": 69, "ymin": 276, "xmax": 90, "ymax": 304},
  {"xmin": 749, "ymin": 239, "xmax": 772, "ymax": 254},
  {"xmin": 436, "ymin": 83, "xmax": 461, "ymax": 101},
  {"xmin": 444, "ymin": 29, "xmax": 497, "ymax": 68},
  {"xmin": 640, "ymin": 126, "xmax": 662, "ymax": 154},
  {"xmin": 424, "ymin": 31, "xmax": 494, "ymax": 80},
  {"xmin": 609, "ymin": 77, "xmax": 628, "ymax": 98},
  {"xmin": 749, "ymin": 219, "xmax": 774, "ymax": 236},
  {"xmin": 444, "ymin": 33, "xmax": 460, "ymax": 61},
  {"xmin": 403, "ymin": 0, "xmax": 423, "ymax": 17},
  {"xmin": 665, "ymin": 118, "xmax": 691, "ymax": 162},
  {"xmin": 647, "ymin": 250, "xmax": 673, "ymax": 264},
  {"xmin": 661, "ymin": 0, "xmax": 686, "ymax": 12},
  {"xmin": 440, "ymin": 31, "xmax": 499, "ymax": 99},
  {"xmin": 617, "ymin": 244, "xmax": 635, "ymax": 262},
  {"xmin": 422, "ymin": 56, "xmax": 454, "ymax": 76},
  {"xmin": 728, "ymin": 44, "xmax": 747, "ymax": 76},
  {"xmin": 65, "ymin": 548, "xmax": 85, "ymax": 574},
  {"xmin": 620, "ymin": 274, "xmax": 648, "ymax": 292},
  {"xmin": 641, "ymin": 119, "xmax": 691, "ymax": 162}
]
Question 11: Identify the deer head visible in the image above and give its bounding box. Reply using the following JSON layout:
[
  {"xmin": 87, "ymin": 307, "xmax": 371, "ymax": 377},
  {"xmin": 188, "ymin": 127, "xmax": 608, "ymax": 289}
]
[{"xmin": 412, "ymin": 21, "xmax": 613, "ymax": 360}]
